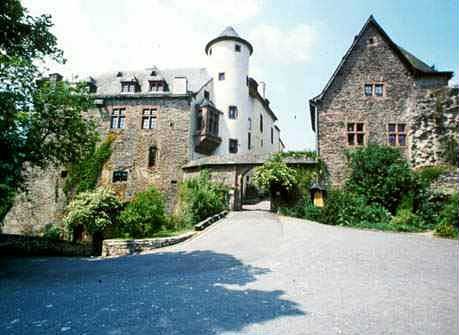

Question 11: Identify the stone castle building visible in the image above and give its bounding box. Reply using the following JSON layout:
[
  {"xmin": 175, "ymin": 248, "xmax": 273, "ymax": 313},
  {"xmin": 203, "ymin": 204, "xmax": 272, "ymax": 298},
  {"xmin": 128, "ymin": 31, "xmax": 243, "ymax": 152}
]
[
  {"xmin": 3, "ymin": 27, "xmax": 283, "ymax": 235},
  {"xmin": 309, "ymin": 16, "xmax": 457, "ymax": 184}
]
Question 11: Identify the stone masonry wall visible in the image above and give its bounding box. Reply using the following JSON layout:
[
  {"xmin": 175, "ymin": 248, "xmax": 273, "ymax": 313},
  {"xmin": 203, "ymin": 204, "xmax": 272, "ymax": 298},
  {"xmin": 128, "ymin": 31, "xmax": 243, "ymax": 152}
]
[
  {"xmin": 317, "ymin": 24, "xmax": 453, "ymax": 185},
  {"xmin": 2, "ymin": 167, "xmax": 68, "ymax": 235},
  {"xmin": 410, "ymin": 87, "xmax": 459, "ymax": 167},
  {"xmin": 93, "ymin": 97, "xmax": 192, "ymax": 212},
  {"xmin": 2, "ymin": 96, "xmax": 192, "ymax": 236}
]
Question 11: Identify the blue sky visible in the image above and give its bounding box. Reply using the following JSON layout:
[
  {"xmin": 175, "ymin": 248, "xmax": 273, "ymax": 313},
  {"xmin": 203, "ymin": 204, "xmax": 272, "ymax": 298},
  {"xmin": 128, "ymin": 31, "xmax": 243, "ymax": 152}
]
[{"xmin": 24, "ymin": 0, "xmax": 458, "ymax": 151}]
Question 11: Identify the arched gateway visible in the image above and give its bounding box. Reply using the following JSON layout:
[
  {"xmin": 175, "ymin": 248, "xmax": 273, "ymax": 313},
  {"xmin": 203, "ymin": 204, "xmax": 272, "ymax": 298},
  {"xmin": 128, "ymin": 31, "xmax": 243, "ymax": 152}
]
[{"xmin": 183, "ymin": 153, "xmax": 315, "ymax": 211}]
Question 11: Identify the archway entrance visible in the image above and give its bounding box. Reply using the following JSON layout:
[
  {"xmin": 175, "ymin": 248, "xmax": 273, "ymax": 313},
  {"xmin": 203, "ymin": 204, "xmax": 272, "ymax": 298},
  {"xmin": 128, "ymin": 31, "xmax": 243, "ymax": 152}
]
[{"xmin": 238, "ymin": 166, "xmax": 271, "ymax": 211}]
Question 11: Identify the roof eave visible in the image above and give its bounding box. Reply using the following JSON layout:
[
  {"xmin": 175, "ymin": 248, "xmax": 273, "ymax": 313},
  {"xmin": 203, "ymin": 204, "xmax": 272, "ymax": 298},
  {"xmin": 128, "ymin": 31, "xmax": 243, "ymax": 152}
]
[{"xmin": 205, "ymin": 36, "xmax": 253, "ymax": 55}]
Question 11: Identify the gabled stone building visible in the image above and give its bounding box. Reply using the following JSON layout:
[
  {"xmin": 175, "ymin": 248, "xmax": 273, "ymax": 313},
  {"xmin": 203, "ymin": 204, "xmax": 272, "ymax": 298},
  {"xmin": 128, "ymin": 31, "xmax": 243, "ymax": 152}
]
[
  {"xmin": 3, "ymin": 27, "xmax": 283, "ymax": 235},
  {"xmin": 309, "ymin": 16, "xmax": 456, "ymax": 184}
]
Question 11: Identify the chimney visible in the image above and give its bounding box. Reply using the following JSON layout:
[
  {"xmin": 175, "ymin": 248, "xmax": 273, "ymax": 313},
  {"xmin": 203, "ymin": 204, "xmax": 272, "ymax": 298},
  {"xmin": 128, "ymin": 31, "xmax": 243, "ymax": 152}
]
[{"xmin": 172, "ymin": 77, "xmax": 188, "ymax": 95}]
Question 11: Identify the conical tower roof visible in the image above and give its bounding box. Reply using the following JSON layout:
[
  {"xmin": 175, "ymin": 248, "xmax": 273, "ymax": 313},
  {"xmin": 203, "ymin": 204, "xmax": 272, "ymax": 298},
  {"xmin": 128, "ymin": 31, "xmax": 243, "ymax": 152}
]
[{"xmin": 205, "ymin": 26, "xmax": 253, "ymax": 55}]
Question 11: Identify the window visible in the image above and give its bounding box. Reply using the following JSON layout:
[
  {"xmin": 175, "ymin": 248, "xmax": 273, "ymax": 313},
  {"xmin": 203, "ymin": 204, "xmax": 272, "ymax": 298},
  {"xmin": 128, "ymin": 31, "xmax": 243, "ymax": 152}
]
[
  {"xmin": 365, "ymin": 83, "xmax": 384, "ymax": 97},
  {"xmin": 88, "ymin": 83, "xmax": 97, "ymax": 93},
  {"xmin": 142, "ymin": 109, "xmax": 157, "ymax": 129},
  {"xmin": 229, "ymin": 139, "xmax": 238, "ymax": 153},
  {"xmin": 207, "ymin": 110, "xmax": 219, "ymax": 136},
  {"xmin": 228, "ymin": 105, "xmax": 238, "ymax": 119},
  {"xmin": 150, "ymin": 70, "xmax": 157, "ymax": 76},
  {"xmin": 149, "ymin": 81, "xmax": 164, "ymax": 92},
  {"xmin": 218, "ymin": 72, "xmax": 225, "ymax": 81},
  {"xmin": 367, "ymin": 37, "xmax": 375, "ymax": 46},
  {"xmin": 388, "ymin": 123, "xmax": 406, "ymax": 146},
  {"xmin": 196, "ymin": 110, "xmax": 203, "ymax": 131},
  {"xmin": 204, "ymin": 90, "xmax": 210, "ymax": 99},
  {"xmin": 364, "ymin": 84, "xmax": 373, "ymax": 96},
  {"xmin": 259, "ymin": 114, "xmax": 263, "ymax": 132},
  {"xmin": 209, "ymin": 48, "xmax": 212, "ymax": 55},
  {"xmin": 260, "ymin": 139, "xmax": 263, "ymax": 147},
  {"xmin": 110, "ymin": 109, "xmax": 126, "ymax": 129},
  {"xmin": 148, "ymin": 146, "xmax": 157, "ymax": 167},
  {"xmin": 375, "ymin": 84, "xmax": 384, "ymax": 96},
  {"xmin": 121, "ymin": 81, "xmax": 138, "ymax": 93},
  {"xmin": 271, "ymin": 127, "xmax": 274, "ymax": 144},
  {"xmin": 248, "ymin": 117, "xmax": 252, "ymax": 130},
  {"xmin": 235, "ymin": 44, "xmax": 241, "ymax": 52},
  {"xmin": 248, "ymin": 132, "xmax": 251, "ymax": 150},
  {"xmin": 347, "ymin": 122, "xmax": 365, "ymax": 146},
  {"xmin": 113, "ymin": 170, "xmax": 128, "ymax": 182}
]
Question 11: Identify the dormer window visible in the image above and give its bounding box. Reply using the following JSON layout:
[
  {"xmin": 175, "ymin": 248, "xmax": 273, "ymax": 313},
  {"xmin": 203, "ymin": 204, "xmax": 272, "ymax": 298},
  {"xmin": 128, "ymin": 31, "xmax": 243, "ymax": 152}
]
[
  {"xmin": 88, "ymin": 82, "xmax": 97, "ymax": 93},
  {"xmin": 235, "ymin": 44, "xmax": 241, "ymax": 52},
  {"xmin": 121, "ymin": 81, "xmax": 139, "ymax": 93},
  {"xmin": 116, "ymin": 71, "xmax": 123, "ymax": 77},
  {"xmin": 150, "ymin": 70, "xmax": 157, "ymax": 76},
  {"xmin": 149, "ymin": 80, "xmax": 164, "ymax": 92}
]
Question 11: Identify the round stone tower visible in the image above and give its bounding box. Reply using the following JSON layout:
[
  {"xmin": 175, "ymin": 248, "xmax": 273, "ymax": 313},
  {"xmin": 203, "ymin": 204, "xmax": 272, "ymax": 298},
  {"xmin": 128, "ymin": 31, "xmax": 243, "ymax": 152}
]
[{"xmin": 205, "ymin": 27, "xmax": 253, "ymax": 155}]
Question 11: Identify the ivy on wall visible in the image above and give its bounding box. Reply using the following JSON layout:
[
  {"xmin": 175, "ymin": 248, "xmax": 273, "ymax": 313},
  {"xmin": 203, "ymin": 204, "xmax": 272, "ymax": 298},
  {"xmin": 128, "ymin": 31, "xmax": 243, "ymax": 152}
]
[{"xmin": 63, "ymin": 134, "xmax": 115, "ymax": 196}]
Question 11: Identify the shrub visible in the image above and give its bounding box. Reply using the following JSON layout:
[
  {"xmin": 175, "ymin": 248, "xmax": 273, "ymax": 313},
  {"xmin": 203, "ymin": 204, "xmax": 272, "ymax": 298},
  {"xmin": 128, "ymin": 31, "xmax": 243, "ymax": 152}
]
[
  {"xmin": 440, "ymin": 135, "xmax": 458, "ymax": 167},
  {"xmin": 63, "ymin": 187, "xmax": 121, "ymax": 234},
  {"xmin": 178, "ymin": 170, "xmax": 229, "ymax": 225},
  {"xmin": 42, "ymin": 224, "xmax": 62, "ymax": 240},
  {"xmin": 346, "ymin": 144, "xmax": 415, "ymax": 213},
  {"xmin": 279, "ymin": 196, "xmax": 323, "ymax": 222},
  {"xmin": 434, "ymin": 193, "xmax": 458, "ymax": 238},
  {"xmin": 390, "ymin": 209, "xmax": 423, "ymax": 232},
  {"xmin": 118, "ymin": 187, "xmax": 168, "ymax": 238},
  {"xmin": 319, "ymin": 189, "xmax": 392, "ymax": 228}
]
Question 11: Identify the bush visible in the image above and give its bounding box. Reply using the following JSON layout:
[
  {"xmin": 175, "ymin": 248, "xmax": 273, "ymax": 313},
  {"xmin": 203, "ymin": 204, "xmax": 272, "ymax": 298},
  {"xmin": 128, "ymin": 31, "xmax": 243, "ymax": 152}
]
[
  {"xmin": 42, "ymin": 224, "xmax": 62, "ymax": 240},
  {"xmin": 63, "ymin": 187, "xmax": 121, "ymax": 234},
  {"xmin": 346, "ymin": 145, "xmax": 415, "ymax": 213},
  {"xmin": 434, "ymin": 193, "xmax": 458, "ymax": 238},
  {"xmin": 178, "ymin": 170, "xmax": 229, "ymax": 225},
  {"xmin": 118, "ymin": 187, "xmax": 168, "ymax": 238},
  {"xmin": 319, "ymin": 189, "xmax": 392, "ymax": 229},
  {"xmin": 279, "ymin": 196, "xmax": 323, "ymax": 222},
  {"xmin": 390, "ymin": 209, "xmax": 423, "ymax": 232}
]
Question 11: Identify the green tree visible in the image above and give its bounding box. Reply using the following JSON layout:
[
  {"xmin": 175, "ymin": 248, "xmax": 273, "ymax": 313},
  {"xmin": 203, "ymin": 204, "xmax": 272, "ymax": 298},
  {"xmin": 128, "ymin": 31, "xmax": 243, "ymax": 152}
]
[
  {"xmin": 345, "ymin": 145, "xmax": 415, "ymax": 213},
  {"xmin": 0, "ymin": 0, "xmax": 98, "ymax": 223}
]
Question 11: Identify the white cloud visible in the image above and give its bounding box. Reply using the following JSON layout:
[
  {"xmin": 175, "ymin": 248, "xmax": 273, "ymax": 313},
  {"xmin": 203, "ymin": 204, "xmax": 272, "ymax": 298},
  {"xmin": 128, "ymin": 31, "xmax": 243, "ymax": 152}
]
[
  {"xmin": 21, "ymin": 0, "xmax": 263, "ymax": 78},
  {"xmin": 249, "ymin": 23, "xmax": 318, "ymax": 65}
]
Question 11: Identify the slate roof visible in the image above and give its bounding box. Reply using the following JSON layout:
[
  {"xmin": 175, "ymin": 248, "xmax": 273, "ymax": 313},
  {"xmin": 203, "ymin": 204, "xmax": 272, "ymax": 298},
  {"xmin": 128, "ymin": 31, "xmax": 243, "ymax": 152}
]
[
  {"xmin": 90, "ymin": 67, "xmax": 211, "ymax": 97},
  {"xmin": 205, "ymin": 26, "xmax": 253, "ymax": 55},
  {"xmin": 219, "ymin": 26, "xmax": 239, "ymax": 38}
]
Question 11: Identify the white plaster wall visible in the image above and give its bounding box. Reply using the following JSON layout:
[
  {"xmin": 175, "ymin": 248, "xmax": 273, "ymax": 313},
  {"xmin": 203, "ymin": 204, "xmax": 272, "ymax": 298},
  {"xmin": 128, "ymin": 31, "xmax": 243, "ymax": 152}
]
[{"xmin": 207, "ymin": 40, "xmax": 251, "ymax": 155}]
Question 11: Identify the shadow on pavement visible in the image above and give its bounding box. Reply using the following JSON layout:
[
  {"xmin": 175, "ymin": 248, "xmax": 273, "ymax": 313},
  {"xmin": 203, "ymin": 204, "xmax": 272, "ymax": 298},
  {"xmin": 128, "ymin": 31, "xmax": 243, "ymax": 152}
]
[{"xmin": 0, "ymin": 250, "xmax": 304, "ymax": 334}]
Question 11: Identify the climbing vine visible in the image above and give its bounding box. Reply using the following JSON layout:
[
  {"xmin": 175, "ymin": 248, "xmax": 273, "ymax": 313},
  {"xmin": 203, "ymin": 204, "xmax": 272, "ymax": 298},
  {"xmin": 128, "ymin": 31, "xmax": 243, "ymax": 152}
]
[{"xmin": 63, "ymin": 134, "xmax": 115, "ymax": 196}]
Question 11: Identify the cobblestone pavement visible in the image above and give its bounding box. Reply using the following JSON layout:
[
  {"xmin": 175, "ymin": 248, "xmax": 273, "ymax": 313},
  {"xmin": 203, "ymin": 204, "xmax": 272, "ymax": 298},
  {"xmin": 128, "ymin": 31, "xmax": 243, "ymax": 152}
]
[{"xmin": 1, "ymin": 210, "xmax": 457, "ymax": 334}]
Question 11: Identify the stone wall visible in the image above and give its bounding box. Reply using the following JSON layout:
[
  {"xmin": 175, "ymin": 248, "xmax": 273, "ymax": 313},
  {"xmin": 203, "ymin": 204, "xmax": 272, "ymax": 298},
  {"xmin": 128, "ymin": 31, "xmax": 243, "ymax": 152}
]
[
  {"xmin": 411, "ymin": 87, "xmax": 459, "ymax": 167},
  {"xmin": 316, "ymin": 23, "xmax": 456, "ymax": 185},
  {"xmin": 2, "ymin": 96, "xmax": 193, "ymax": 236},
  {"xmin": 2, "ymin": 167, "xmax": 68, "ymax": 235},
  {"xmin": 93, "ymin": 96, "xmax": 192, "ymax": 212},
  {"xmin": 0, "ymin": 234, "xmax": 92, "ymax": 256}
]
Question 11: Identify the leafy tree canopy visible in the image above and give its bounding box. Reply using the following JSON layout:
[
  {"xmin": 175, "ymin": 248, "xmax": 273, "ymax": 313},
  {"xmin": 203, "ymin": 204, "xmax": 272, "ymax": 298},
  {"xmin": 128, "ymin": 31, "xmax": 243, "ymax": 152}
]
[{"xmin": 0, "ymin": 0, "xmax": 98, "ymax": 223}]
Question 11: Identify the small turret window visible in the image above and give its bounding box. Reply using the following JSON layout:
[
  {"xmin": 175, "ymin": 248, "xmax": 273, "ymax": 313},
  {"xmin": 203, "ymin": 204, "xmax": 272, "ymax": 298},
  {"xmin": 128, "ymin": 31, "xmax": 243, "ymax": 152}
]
[
  {"xmin": 218, "ymin": 72, "xmax": 225, "ymax": 81},
  {"xmin": 228, "ymin": 106, "xmax": 238, "ymax": 119},
  {"xmin": 235, "ymin": 44, "xmax": 241, "ymax": 52}
]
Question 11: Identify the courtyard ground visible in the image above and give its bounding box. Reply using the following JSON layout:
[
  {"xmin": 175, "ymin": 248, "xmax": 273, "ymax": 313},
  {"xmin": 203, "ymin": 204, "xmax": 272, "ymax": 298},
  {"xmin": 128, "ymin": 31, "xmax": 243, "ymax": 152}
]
[{"xmin": 1, "ymin": 210, "xmax": 457, "ymax": 334}]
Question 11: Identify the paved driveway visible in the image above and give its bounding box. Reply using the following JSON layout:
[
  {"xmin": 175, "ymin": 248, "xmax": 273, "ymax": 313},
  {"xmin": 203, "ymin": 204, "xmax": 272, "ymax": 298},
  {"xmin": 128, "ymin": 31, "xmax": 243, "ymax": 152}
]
[{"xmin": 1, "ymin": 210, "xmax": 457, "ymax": 334}]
